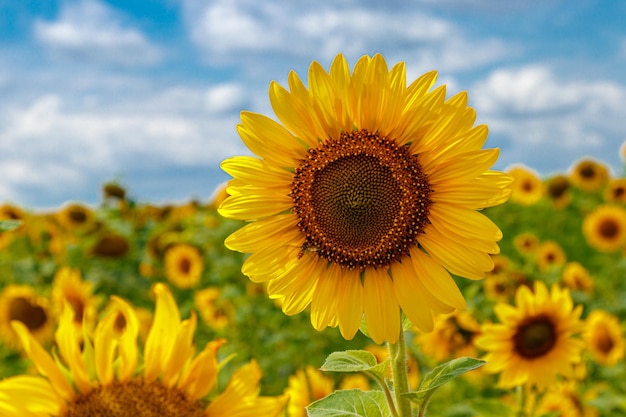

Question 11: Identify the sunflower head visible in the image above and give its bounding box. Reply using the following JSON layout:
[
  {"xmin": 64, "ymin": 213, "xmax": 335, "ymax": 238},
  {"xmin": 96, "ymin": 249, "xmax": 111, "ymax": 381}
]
[
  {"xmin": 582, "ymin": 204, "xmax": 626, "ymax": 252},
  {"xmin": 475, "ymin": 281, "xmax": 584, "ymax": 389},
  {"xmin": 0, "ymin": 285, "xmax": 54, "ymax": 350},
  {"xmin": 56, "ymin": 202, "xmax": 96, "ymax": 232},
  {"xmin": 603, "ymin": 178, "xmax": 626, "ymax": 204},
  {"xmin": 164, "ymin": 243, "xmax": 204, "ymax": 289},
  {"xmin": 561, "ymin": 261, "xmax": 594, "ymax": 293},
  {"xmin": 219, "ymin": 53, "xmax": 512, "ymax": 344},
  {"xmin": 51, "ymin": 266, "xmax": 100, "ymax": 332},
  {"xmin": 569, "ymin": 158, "xmax": 610, "ymax": 192},
  {"xmin": 0, "ymin": 283, "xmax": 288, "ymax": 417},
  {"xmin": 584, "ymin": 309, "xmax": 625, "ymax": 367},
  {"xmin": 507, "ymin": 165, "xmax": 543, "ymax": 205},
  {"xmin": 535, "ymin": 240, "xmax": 567, "ymax": 272},
  {"xmin": 545, "ymin": 174, "xmax": 572, "ymax": 208}
]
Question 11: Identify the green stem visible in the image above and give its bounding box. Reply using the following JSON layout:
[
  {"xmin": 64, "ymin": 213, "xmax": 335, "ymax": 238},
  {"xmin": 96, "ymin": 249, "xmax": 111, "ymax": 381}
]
[
  {"xmin": 370, "ymin": 373, "xmax": 399, "ymax": 417},
  {"xmin": 387, "ymin": 329, "xmax": 412, "ymax": 417}
]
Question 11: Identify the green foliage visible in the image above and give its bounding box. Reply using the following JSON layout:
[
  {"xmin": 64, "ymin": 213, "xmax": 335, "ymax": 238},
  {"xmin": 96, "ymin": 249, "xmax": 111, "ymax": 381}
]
[{"xmin": 307, "ymin": 390, "xmax": 391, "ymax": 417}]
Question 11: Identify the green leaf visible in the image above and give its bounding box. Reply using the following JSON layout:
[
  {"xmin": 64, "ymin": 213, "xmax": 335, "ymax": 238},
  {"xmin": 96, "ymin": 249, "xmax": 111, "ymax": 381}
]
[
  {"xmin": 321, "ymin": 350, "xmax": 389, "ymax": 379},
  {"xmin": 468, "ymin": 398, "xmax": 514, "ymax": 417},
  {"xmin": 0, "ymin": 220, "xmax": 21, "ymax": 232},
  {"xmin": 403, "ymin": 357, "xmax": 486, "ymax": 409},
  {"xmin": 307, "ymin": 389, "xmax": 391, "ymax": 417}
]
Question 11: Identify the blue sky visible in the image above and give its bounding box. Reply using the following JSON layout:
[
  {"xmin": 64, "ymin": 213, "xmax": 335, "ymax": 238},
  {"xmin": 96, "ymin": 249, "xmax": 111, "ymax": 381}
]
[{"xmin": 1, "ymin": 0, "xmax": 625, "ymax": 209}]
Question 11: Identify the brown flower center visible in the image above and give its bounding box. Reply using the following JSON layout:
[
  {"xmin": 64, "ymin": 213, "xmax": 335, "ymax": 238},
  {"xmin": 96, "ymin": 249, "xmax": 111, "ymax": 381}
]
[
  {"xmin": 513, "ymin": 315, "xmax": 557, "ymax": 359},
  {"xmin": 179, "ymin": 257, "xmax": 192, "ymax": 275},
  {"xmin": 63, "ymin": 380, "xmax": 205, "ymax": 417},
  {"xmin": 9, "ymin": 296, "xmax": 48, "ymax": 331},
  {"xmin": 599, "ymin": 218, "xmax": 619, "ymax": 239},
  {"xmin": 291, "ymin": 129, "xmax": 432, "ymax": 270},
  {"xmin": 595, "ymin": 326, "xmax": 616, "ymax": 354}
]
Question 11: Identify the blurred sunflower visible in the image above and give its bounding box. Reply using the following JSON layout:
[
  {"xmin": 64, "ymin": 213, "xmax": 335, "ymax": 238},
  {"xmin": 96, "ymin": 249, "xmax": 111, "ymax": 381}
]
[
  {"xmin": 164, "ymin": 243, "xmax": 204, "ymax": 289},
  {"xmin": 219, "ymin": 53, "xmax": 512, "ymax": 344},
  {"xmin": 513, "ymin": 232, "xmax": 540, "ymax": 256},
  {"xmin": 561, "ymin": 262, "xmax": 594, "ymax": 293},
  {"xmin": 0, "ymin": 283, "xmax": 287, "ymax": 417},
  {"xmin": 536, "ymin": 381, "xmax": 598, "ymax": 417},
  {"xmin": 193, "ymin": 287, "xmax": 231, "ymax": 330},
  {"xmin": 284, "ymin": 366, "xmax": 334, "ymax": 417},
  {"xmin": 582, "ymin": 204, "xmax": 626, "ymax": 252},
  {"xmin": 474, "ymin": 281, "xmax": 584, "ymax": 389},
  {"xmin": 569, "ymin": 158, "xmax": 610, "ymax": 192},
  {"xmin": 545, "ymin": 174, "xmax": 572, "ymax": 208},
  {"xmin": 604, "ymin": 178, "xmax": 626, "ymax": 204},
  {"xmin": 0, "ymin": 285, "xmax": 54, "ymax": 350},
  {"xmin": 56, "ymin": 202, "xmax": 96, "ymax": 233},
  {"xmin": 584, "ymin": 310, "xmax": 625, "ymax": 367},
  {"xmin": 90, "ymin": 232, "xmax": 130, "ymax": 258},
  {"xmin": 365, "ymin": 344, "xmax": 420, "ymax": 389},
  {"xmin": 507, "ymin": 165, "xmax": 543, "ymax": 205},
  {"xmin": 0, "ymin": 203, "xmax": 27, "ymax": 233},
  {"xmin": 51, "ymin": 267, "xmax": 100, "ymax": 334},
  {"xmin": 535, "ymin": 240, "xmax": 567, "ymax": 272},
  {"xmin": 414, "ymin": 310, "xmax": 481, "ymax": 362}
]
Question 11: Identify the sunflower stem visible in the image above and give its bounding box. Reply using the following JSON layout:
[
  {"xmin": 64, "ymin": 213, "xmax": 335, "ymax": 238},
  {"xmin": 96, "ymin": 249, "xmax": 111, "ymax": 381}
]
[{"xmin": 388, "ymin": 329, "xmax": 412, "ymax": 417}]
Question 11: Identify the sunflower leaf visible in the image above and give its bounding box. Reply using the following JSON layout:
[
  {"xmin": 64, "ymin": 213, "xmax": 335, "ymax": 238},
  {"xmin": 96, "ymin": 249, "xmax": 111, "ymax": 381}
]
[
  {"xmin": 321, "ymin": 350, "xmax": 389, "ymax": 379},
  {"xmin": 307, "ymin": 389, "xmax": 391, "ymax": 417},
  {"xmin": 0, "ymin": 220, "xmax": 21, "ymax": 232},
  {"xmin": 403, "ymin": 357, "xmax": 485, "ymax": 410}
]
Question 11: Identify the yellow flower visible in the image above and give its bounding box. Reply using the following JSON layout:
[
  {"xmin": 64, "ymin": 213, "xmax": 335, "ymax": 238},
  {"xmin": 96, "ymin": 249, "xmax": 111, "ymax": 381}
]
[
  {"xmin": 475, "ymin": 281, "xmax": 584, "ymax": 389},
  {"xmin": 0, "ymin": 285, "xmax": 54, "ymax": 350},
  {"xmin": 545, "ymin": 174, "xmax": 572, "ymax": 208},
  {"xmin": 584, "ymin": 310, "xmax": 625, "ymax": 367},
  {"xmin": 90, "ymin": 232, "xmax": 130, "ymax": 258},
  {"xmin": 56, "ymin": 202, "xmax": 95, "ymax": 232},
  {"xmin": 218, "ymin": 53, "xmax": 512, "ymax": 344},
  {"xmin": 507, "ymin": 165, "xmax": 543, "ymax": 205},
  {"xmin": 51, "ymin": 266, "xmax": 100, "ymax": 334},
  {"xmin": 603, "ymin": 178, "xmax": 626, "ymax": 204},
  {"xmin": 513, "ymin": 232, "xmax": 540, "ymax": 256},
  {"xmin": 193, "ymin": 287, "xmax": 231, "ymax": 330},
  {"xmin": 414, "ymin": 310, "xmax": 481, "ymax": 362},
  {"xmin": 569, "ymin": 158, "xmax": 610, "ymax": 192},
  {"xmin": 582, "ymin": 204, "xmax": 626, "ymax": 252},
  {"xmin": 535, "ymin": 240, "xmax": 566, "ymax": 272},
  {"xmin": 164, "ymin": 243, "xmax": 204, "ymax": 289},
  {"xmin": 536, "ymin": 381, "xmax": 599, "ymax": 417},
  {"xmin": 561, "ymin": 262, "xmax": 594, "ymax": 293},
  {"xmin": 284, "ymin": 366, "xmax": 334, "ymax": 417},
  {"xmin": 0, "ymin": 283, "xmax": 287, "ymax": 417}
]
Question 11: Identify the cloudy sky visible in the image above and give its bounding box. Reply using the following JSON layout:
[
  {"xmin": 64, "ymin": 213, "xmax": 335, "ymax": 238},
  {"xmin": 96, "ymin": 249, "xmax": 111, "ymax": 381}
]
[{"xmin": 2, "ymin": 0, "xmax": 625, "ymax": 209}]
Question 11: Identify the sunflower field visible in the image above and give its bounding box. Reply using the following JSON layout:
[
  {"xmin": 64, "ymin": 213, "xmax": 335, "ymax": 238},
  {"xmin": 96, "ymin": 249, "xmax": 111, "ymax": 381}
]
[
  {"xmin": 1, "ymin": 155, "xmax": 625, "ymax": 416},
  {"xmin": 1, "ymin": 54, "xmax": 626, "ymax": 417}
]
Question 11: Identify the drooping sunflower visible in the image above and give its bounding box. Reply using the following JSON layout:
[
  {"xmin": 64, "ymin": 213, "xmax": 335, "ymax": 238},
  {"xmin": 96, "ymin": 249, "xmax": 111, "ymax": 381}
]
[
  {"xmin": 218, "ymin": 53, "xmax": 512, "ymax": 344},
  {"xmin": 561, "ymin": 261, "xmax": 594, "ymax": 293},
  {"xmin": 193, "ymin": 287, "xmax": 232, "ymax": 330},
  {"xmin": 582, "ymin": 204, "xmax": 626, "ymax": 252},
  {"xmin": 164, "ymin": 243, "xmax": 204, "ymax": 289},
  {"xmin": 51, "ymin": 266, "xmax": 100, "ymax": 333},
  {"xmin": 507, "ymin": 165, "xmax": 543, "ymax": 205},
  {"xmin": 583, "ymin": 309, "xmax": 625, "ymax": 367},
  {"xmin": 0, "ymin": 285, "xmax": 54, "ymax": 350},
  {"xmin": 474, "ymin": 281, "xmax": 584, "ymax": 389},
  {"xmin": 569, "ymin": 158, "xmax": 610, "ymax": 192},
  {"xmin": 90, "ymin": 232, "xmax": 131, "ymax": 258},
  {"xmin": 545, "ymin": 174, "xmax": 572, "ymax": 208},
  {"xmin": 0, "ymin": 283, "xmax": 288, "ymax": 417}
]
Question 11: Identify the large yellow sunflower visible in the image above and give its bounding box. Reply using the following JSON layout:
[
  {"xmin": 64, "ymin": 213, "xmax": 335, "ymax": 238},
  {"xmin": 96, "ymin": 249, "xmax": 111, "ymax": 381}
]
[
  {"xmin": 218, "ymin": 53, "xmax": 512, "ymax": 344},
  {"xmin": 474, "ymin": 281, "xmax": 584, "ymax": 389},
  {"xmin": 584, "ymin": 309, "xmax": 625, "ymax": 367},
  {"xmin": 582, "ymin": 204, "xmax": 626, "ymax": 252},
  {"xmin": 0, "ymin": 283, "xmax": 287, "ymax": 417}
]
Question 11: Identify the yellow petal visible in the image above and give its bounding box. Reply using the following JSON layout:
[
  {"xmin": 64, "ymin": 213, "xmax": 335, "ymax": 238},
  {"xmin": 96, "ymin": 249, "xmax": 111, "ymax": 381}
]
[
  {"xmin": 390, "ymin": 261, "xmax": 435, "ymax": 332},
  {"xmin": 409, "ymin": 248, "xmax": 466, "ymax": 310},
  {"xmin": 362, "ymin": 268, "xmax": 400, "ymax": 344},
  {"xmin": 224, "ymin": 213, "xmax": 301, "ymax": 253},
  {"xmin": 109, "ymin": 296, "xmax": 139, "ymax": 382},
  {"xmin": 218, "ymin": 191, "xmax": 293, "ymax": 221},
  {"xmin": 334, "ymin": 266, "xmax": 364, "ymax": 340},
  {"xmin": 221, "ymin": 156, "xmax": 293, "ymax": 188},
  {"xmin": 310, "ymin": 263, "xmax": 340, "ymax": 331}
]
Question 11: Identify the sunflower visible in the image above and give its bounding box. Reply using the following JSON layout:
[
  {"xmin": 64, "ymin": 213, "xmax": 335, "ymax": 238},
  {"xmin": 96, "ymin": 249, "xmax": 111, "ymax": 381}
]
[
  {"xmin": 193, "ymin": 287, "xmax": 231, "ymax": 330},
  {"xmin": 284, "ymin": 366, "xmax": 334, "ymax": 417},
  {"xmin": 513, "ymin": 232, "xmax": 540, "ymax": 256},
  {"xmin": 507, "ymin": 165, "xmax": 543, "ymax": 205},
  {"xmin": 218, "ymin": 53, "xmax": 512, "ymax": 344},
  {"xmin": 569, "ymin": 158, "xmax": 610, "ymax": 192},
  {"xmin": 414, "ymin": 310, "xmax": 481, "ymax": 362},
  {"xmin": 51, "ymin": 266, "xmax": 100, "ymax": 333},
  {"xmin": 90, "ymin": 232, "xmax": 131, "ymax": 258},
  {"xmin": 0, "ymin": 285, "xmax": 54, "ymax": 350},
  {"xmin": 561, "ymin": 262, "xmax": 594, "ymax": 293},
  {"xmin": 545, "ymin": 174, "xmax": 572, "ymax": 208},
  {"xmin": 474, "ymin": 281, "xmax": 584, "ymax": 389},
  {"xmin": 0, "ymin": 283, "xmax": 288, "ymax": 417},
  {"xmin": 583, "ymin": 310, "xmax": 625, "ymax": 367},
  {"xmin": 56, "ymin": 202, "xmax": 96, "ymax": 233},
  {"xmin": 582, "ymin": 204, "xmax": 626, "ymax": 252},
  {"xmin": 535, "ymin": 240, "xmax": 567, "ymax": 272},
  {"xmin": 536, "ymin": 381, "xmax": 599, "ymax": 417},
  {"xmin": 164, "ymin": 243, "xmax": 204, "ymax": 289},
  {"xmin": 603, "ymin": 178, "xmax": 626, "ymax": 204}
]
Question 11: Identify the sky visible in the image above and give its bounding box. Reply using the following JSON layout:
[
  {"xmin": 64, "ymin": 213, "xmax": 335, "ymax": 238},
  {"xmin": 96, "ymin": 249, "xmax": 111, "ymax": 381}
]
[{"xmin": 1, "ymin": 0, "xmax": 626, "ymax": 210}]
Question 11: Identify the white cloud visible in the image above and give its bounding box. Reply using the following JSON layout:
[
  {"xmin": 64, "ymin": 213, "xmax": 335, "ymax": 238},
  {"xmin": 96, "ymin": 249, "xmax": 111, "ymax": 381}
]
[{"xmin": 33, "ymin": 0, "xmax": 162, "ymax": 66}]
